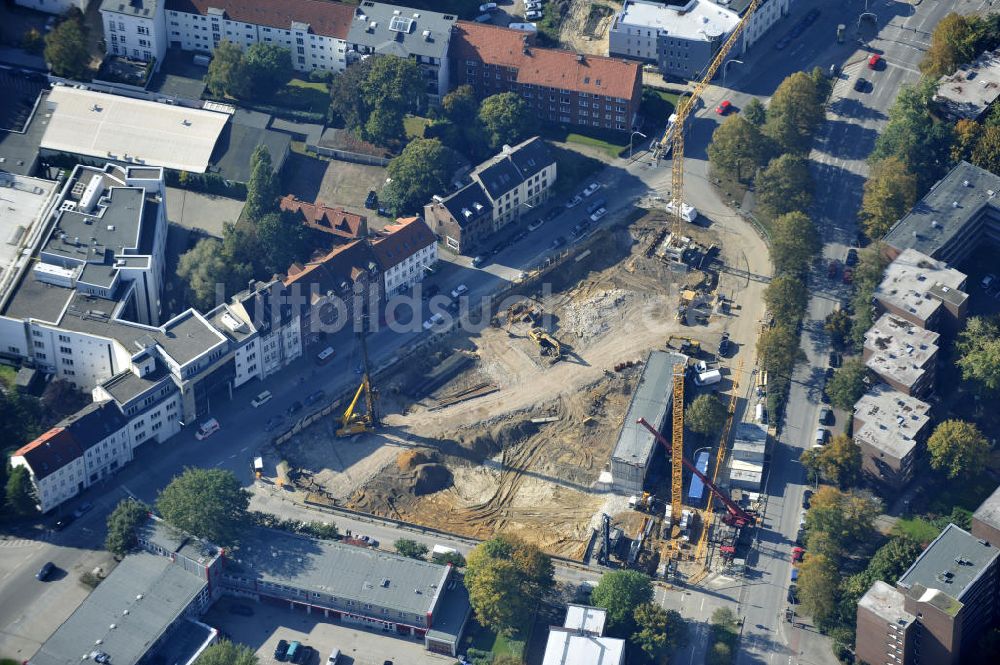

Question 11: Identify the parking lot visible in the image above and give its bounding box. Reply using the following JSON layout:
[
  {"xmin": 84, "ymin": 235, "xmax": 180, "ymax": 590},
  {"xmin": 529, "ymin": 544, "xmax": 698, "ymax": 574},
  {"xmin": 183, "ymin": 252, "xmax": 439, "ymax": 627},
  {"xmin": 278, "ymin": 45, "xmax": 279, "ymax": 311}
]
[{"xmin": 203, "ymin": 597, "xmax": 456, "ymax": 665}]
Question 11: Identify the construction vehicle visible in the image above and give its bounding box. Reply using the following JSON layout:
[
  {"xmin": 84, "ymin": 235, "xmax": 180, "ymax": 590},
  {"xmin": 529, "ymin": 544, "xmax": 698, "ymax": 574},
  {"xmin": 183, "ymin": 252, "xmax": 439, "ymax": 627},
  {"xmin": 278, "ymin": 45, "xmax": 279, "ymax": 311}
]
[
  {"xmin": 336, "ymin": 311, "xmax": 379, "ymax": 437},
  {"xmin": 666, "ymin": 335, "xmax": 701, "ymax": 357},
  {"xmin": 637, "ymin": 417, "xmax": 755, "ymax": 528},
  {"xmin": 527, "ymin": 327, "xmax": 562, "ymax": 363}
]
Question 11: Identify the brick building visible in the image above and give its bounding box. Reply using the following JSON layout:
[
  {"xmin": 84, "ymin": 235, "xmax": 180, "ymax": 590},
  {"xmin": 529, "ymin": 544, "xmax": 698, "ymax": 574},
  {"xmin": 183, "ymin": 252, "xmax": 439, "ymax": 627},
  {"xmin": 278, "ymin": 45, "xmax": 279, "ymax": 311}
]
[
  {"xmin": 863, "ymin": 314, "xmax": 940, "ymax": 398},
  {"xmin": 852, "ymin": 385, "xmax": 931, "ymax": 490},
  {"xmin": 449, "ymin": 21, "xmax": 642, "ymax": 133},
  {"xmin": 873, "ymin": 249, "xmax": 968, "ymax": 334}
]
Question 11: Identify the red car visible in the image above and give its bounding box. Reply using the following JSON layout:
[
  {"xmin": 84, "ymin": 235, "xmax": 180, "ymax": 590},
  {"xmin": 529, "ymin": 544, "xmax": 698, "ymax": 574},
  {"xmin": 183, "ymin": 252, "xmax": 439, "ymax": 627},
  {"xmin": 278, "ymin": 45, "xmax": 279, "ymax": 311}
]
[
  {"xmin": 716, "ymin": 100, "xmax": 732, "ymax": 115},
  {"xmin": 792, "ymin": 546, "xmax": 805, "ymax": 563},
  {"xmin": 868, "ymin": 54, "xmax": 883, "ymax": 70},
  {"xmin": 827, "ymin": 259, "xmax": 840, "ymax": 278},
  {"xmin": 842, "ymin": 267, "xmax": 854, "ymax": 284}
]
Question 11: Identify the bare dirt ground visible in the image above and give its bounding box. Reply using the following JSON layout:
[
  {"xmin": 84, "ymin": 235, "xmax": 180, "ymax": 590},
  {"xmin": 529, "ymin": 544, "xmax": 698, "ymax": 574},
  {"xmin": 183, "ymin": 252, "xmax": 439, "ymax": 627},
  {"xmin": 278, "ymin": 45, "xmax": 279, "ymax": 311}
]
[
  {"xmin": 560, "ymin": 0, "xmax": 620, "ymax": 57},
  {"xmin": 279, "ymin": 208, "xmax": 759, "ymax": 559}
]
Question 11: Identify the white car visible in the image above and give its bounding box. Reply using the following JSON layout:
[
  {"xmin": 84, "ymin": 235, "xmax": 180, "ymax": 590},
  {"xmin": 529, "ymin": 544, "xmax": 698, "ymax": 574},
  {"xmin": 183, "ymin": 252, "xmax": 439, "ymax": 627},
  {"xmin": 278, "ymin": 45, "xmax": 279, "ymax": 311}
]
[
  {"xmin": 251, "ymin": 391, "xmax": 272, "ymax": 408},
  {"xmin": 589, "ymin": 207, "xmax": 607, "ymax": 222},
  {"xmin": 195, "ymin": 418, "xmax": 220, "ymax": 441},
  {"xmin": 526, "ymin": 1, "xmax": 543, "ymax": 10},
  {"xmin": 423, "ymin": 313, "xmax": 445, "ymax": 331},
  {"xmin": 479, "ymin": 2, "xmax": 497, "ymax": 12},
  {"xmin": 525, "ymin": 9, "xmax": 543, "ymax": 20},
  {"xmin": 565, "ymin": 195, "xmax": 583, "ymax": 208},
  {"xmin": 527, "ymin": 219, "xmax": 544, "ymax": 231},
  {"xmin": 582, "ymin": 182, "xmax": 601, "ymax": 197},
  {"xmin": 665, "ymin": 199, "xmax": 698, "ymax": 223},
  {"xmin": 450, "ymin": 284, "xmax": 469, "ymax": 299}
]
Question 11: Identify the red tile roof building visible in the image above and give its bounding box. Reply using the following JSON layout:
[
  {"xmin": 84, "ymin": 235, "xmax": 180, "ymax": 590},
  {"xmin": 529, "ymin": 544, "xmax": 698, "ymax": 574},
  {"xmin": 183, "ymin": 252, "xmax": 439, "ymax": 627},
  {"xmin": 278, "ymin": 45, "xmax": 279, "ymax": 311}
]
[
  {"xmin": 449, "ymin": 21, "xmax": 642, "ymax": 133},
  {"xmin": 371, "ymin": 217, "xmax": 438, "ymax": 295},
  {"xmin": 280, "ymin": 194, "xmax": 368, "ymax": 244}
]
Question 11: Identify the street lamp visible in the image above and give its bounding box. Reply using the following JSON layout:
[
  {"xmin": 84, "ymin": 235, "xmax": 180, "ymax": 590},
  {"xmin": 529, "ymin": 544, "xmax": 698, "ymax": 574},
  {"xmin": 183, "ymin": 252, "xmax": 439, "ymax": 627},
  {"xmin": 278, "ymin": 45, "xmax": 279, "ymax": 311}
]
[
  {"xmin": 722, "ymin": 59, "xmax": 743, "ymax": 86},
  {"xmin": 629, "ymin": 130, "xmax": 647, "ymax": 159}
]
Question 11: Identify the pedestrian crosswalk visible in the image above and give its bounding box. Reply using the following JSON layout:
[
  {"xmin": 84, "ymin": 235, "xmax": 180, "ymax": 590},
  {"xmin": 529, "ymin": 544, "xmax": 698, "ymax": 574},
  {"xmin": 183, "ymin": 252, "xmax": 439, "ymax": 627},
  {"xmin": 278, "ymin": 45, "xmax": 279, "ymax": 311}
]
[{"xmin": 0, "ymin": 536, "xmax": 46, "ymax": 549}]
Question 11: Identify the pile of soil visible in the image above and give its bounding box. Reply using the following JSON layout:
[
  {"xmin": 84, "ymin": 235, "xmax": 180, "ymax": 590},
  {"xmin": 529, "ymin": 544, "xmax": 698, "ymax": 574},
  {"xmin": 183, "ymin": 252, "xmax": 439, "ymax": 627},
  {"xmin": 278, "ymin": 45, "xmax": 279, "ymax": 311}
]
[{"xmin": 413, "ymin": 463, "xmax": 452, "ymax": 495}]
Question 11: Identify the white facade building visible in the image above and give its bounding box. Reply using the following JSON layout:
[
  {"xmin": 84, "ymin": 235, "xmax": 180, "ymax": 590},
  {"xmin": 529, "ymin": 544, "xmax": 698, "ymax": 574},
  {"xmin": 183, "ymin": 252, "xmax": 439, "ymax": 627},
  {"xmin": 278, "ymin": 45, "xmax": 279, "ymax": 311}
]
[
  {"xmin": 15, "ymin": 0, "xmax": 92, "ymax": 15},
  {"xmin": 371, "ymin": 217, "xmax": 438, "ymax": 296},
  {"xmin": 100, "ymin": 0, "xmax": 167, "ymax": 66},
  {"xmin": 739, "ymin": 0, "xmax": 789, "ymax": 55},
  {"xmin": 472, "ymin": 137, "xmax": 557, "ymax": 228}
]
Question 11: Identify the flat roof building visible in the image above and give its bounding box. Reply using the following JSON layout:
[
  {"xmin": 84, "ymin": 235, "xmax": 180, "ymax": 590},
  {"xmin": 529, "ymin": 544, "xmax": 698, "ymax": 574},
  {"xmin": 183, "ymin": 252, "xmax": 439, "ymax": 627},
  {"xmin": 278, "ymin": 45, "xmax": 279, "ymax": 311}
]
[
  {"xmin": 884, "ymin": 161, "xmax": 1000, "ymax": 265},
  {"xmin": 0, "ymin": 173, "xmax": 59, "ymax": 295},
  {"xmin": 856, "ymin": 580, "xmax": 916, "ymax": 665},
  {"xmin": 933, "ymin": 49, "xmax": 1000, "ymax": 121},
  {"xmin": 972, "ymin": 484, "xmax": 1000, "ymax": 546},
  {"xmin": 542, "ymin": 605, "xmax": 624, "ymax": 665},
  {"xmin": 852, "ymin": 385, "xmax": 931, "ymax": 489},
  {"xmin": 40, "ymin": 86, "xmax": 229, "ymax": 173},
  {"xmin": 874, "ymin": 248, "xmax": 968, "ymax": 332},
  {"xmin": 610, "ymin": 350, "xmax": 687, "ymax": 494},
  {"xmin": 863, "ymin": 314, "xmax": 940, "ymax": 397}
]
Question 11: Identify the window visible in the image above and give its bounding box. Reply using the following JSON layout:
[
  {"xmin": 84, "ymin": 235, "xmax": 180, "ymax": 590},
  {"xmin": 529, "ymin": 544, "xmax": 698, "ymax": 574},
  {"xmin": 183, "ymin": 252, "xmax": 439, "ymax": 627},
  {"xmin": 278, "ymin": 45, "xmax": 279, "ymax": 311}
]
[
  {"xmin": 34, "ymin": 341, "xmax": 44, "ymax": 349},
  {"xmin": 36, "ymin": 352, "xmax": 46, "ymax": 360},
  {"xmin": 6, "ymin": 346, "xmax": 16, "ymax": 353},
  {"xmin": 61, "ymin": 358, "xmax": 73, "ymax": 366},
  {"xmin": 32, "ymin": 330, "xmax": 42, "ymax": 338},
  {"xmin": 58, "ymin": 334, "xmax": 70, "ymax": 343},
  {"xmin": 64, "ymin": 369, "xmax": 75, "ymax": 376}
]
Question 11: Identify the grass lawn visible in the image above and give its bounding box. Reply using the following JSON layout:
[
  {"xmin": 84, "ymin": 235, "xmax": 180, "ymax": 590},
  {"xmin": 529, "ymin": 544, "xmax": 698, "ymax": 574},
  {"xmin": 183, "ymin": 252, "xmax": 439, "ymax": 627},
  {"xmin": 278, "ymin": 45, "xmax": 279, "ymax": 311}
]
[
  {"xmin": 461, "ymin": 620, "xmax": 528, "ymax": 659},
  {"xmin": 893, "ymin": 517, "xmax": 942, "ymax": 545},
  {"xmin": 267, "ymin": 78, "xmax": 330, "ymax": 114},
  {"xmin": 403, "ymin": 115, "xmax": 430, "ymax": 140},
  {"xmin": 541, "ymin": 124, "xmax": 631, "ymax": 160},
  {"xmin": 0, "ymin": 364, "xmax": 16, "ymax": 390},
  {"xmin": 551, "ymin": 145, "xmax": 604, "ymax": 198}
]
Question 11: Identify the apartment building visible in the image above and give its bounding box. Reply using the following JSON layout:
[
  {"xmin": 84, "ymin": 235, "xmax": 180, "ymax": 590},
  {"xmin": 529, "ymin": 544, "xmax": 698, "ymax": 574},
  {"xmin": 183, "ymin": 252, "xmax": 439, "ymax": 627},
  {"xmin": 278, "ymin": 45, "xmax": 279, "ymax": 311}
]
[
  {"xmin": 856, "ymin": 523, "xmax": 1000, "ymax": 665},
  {"xmin": 226, "ymin": 279, "xmax": 303, "ymax": 379},
  {"xmin": 874, "ymin": 248, "xmax": 969, "ymax": 333},
  {"xmin": 370, "ymin": 216, "xmax": 438, "ymax": 296},
  {"xmin": 15, "ymin": 0, "xmax": 91, "ymax": 15},
  {"xmin": 449, "ymin": 21, "xmax": 642, "ymax": 133},
  {"xmin": 346, "ymin": 1, "xmax": 456, "ymax": 104},
  {"xmin": 280, "ymin": 194, "xmax": 368, "ymax": 245},
  {"xmin": 863, "ymin": 314, "xmax": 940, "ymax": 398},
  {"xmin": 933, "ymin": 49, "xmax": 1000, "ymax": 121},
  {"xmin": 972, "ymin": 485, "xmax": 1000, "ymax": 545},
  {"xmin": 100, "ymin": 0, "xmax": 168, "ymax": 66},
  {"xmin": 424, "ymin": 137, "xmax": 555, "ymax": 254},
  {"xmin": 852, "ymin": 385, "xmax": 931, "ymax": 490}
]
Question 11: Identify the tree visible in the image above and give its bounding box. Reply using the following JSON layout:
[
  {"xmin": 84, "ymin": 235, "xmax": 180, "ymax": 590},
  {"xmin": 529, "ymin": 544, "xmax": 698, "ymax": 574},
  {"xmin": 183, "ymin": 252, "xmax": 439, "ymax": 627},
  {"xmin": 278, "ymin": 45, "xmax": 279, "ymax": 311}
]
[
  {"xmin": 393, "ymin": 538, "xmax": 429, "ymax": 560},
  {"xmin": 631, "ymin": 604, "xmax": 687, "ymax": 663},
  {"xmin": 927, "ymin": 420, "xmax": 990, "ymax": 480},
  {"xmin": 255, "ymin": 212, "xmax": 309, "ymax": 275},
  {"xmin": 798, "ymin": 553, "xmax": 840, "ymax": 627},
  {"xmin": 105, "ymin": 498, "xmax": 151, "ymax": 558},
  {"xmin": 329, "ymin": 57, "xmax": 374, "ymax": 131},
  {"xmin": 685, "ymin": 394, "xmax": 727, "ymax": 435},
  {"xmin": 442, "ymin": 85, "xmax": 480, "ymax": 122},
  {"xmin": 757, "ymin": 324, "xmax": 801, "ymax": 379},
  {"xmin": 432, "ymin": 550, "xmax": 466, "ymax": 567},
  {"xmin": 770, "ymin": 211, "xmax": 820, "ymax": 275},
  {"xmin": 465, "ymin": 535, "xmax": 554, "ymax": 634},
  {"xmin": 825, "ymin": 308, "xmax": 852, "ymax": 349},
  {"xmin": 763, "ymin": 72, "xmax": 824, "ymax": 153},
  {"xmin": 841, "ymin": 536, "xmax": 922, "ymax": 614},
  {"xmin": 763, "ymin": 274, "xmax": 807, "ymax": 323},
  {"xmin": 805, "ymin": 487, "xmax": 882, "ymax": 561},
  {"xmin": 479, "ymin": 92, "xmax": 533, "ymax": 150},
  {"xmin": 244, "ymin": 145, "xmax": 279, "ymax": 221},
  {"xmin": 590, "ymin": 570, "xmax": 653, "ymax": 636},
  {"xmin": 177, "ymin": 237, "xmax": 253, "ymax": 310},
  {"xmin": 205, "ymin": 40, "xmax": 250, "ymax": 98},
  {"xmin": 382, "ymin": 138, "xmax": 459, "ymax": 215},
  {"xmin": 800, "ymin": 434, "xmax": 861, "ymax": 488},
  {"xmin": 743, "ymin": 97, "xmax": 766, "ymax": 126},
  {"xmin": 920, "ymin": 13, "xmax": 979, "ymax": 78},
  {"xmin": 44, "ymin": 16, "xmax": 89, "ymax": 79},
  {"xmin": 330, "ymin": 54, "xmax": 427, "ymax": 146},
  {"xmin": 957, "ymin": 316, "xmax": 1000, "ymax": 393},
  {"xmin": 707, "ymin": 642, "xmax": 732, "ymax": 665},
  {"xmin": 826, "ymin": 359, "xmax": 868, "ymax": 411},
  {"xmin": 972, "ymin": 124, "xmax": 1000, "ymax": 174},
  {"xmin": 5, "ymin": 465, "xmax": 37, "ymax": 516},
  {"xmin": 952, "ymin": 119, "xmax": 981, "ymax": 162},
  {"xmin": 196, "ymin": 640, "xmax": 258, "ymax": 665},
  {"xmin": 707, "ymin": 115, "xmax": 770, "ymax": 182},
  {"xmin": 755, "ymin": 153, "xmax": 813, "ymax": 219},
  {"xmin": 243, "ymin": 43, "xmax": 293, "ymax": 97},
  {"xmin": 40, "ymin": 379, "xmax": 90, "ymax": 424},
  {"xmin": 859, "ymin": 157, "xmax": 918, "ymax": 240},
  {"xmin": 155, "ymin": 468, "xmax": 250, "ymax": 547},
  {"xmin": 871, "ymin": 78, "xmax": 955, "ymax": 192}
]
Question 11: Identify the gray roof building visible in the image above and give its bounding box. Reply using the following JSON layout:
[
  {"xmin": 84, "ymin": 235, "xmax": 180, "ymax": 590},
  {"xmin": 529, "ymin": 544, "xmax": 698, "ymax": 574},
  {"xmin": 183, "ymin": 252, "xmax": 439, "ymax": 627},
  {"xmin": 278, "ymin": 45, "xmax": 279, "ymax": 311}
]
[
  {"xmin": 972, "ymin": 484, "xmax": 1000, "ymax": 546},
  {"xmin": 898, "ymin": 523, "xmax": 999, "ymax": 608},
  {"xmin": 473, "ymin": 137, "xmax": 555, "ymax": 200},
  {"xmin": 346, "ymin": 1, "xmax": 455, "ymax": 61},
  {"xmin": 863, "ymin": 314, "xmax": 940, "ymax": 397},
  {"xmin": 28, "ymin": 552, "xmax": 208, "ymax": 665},
  {"xmin": 610, "ymin": 350, "xmax": 687, "ymax": 494},
  {"xmin": 440, "ymin": 182, "xmax": 493, "ymax": 227},
  {"xmin": 874, "ymin": 249, "xmax": 968, "ymax": 331},
  {"xmin": 933, "ymin": 49, "xmax": 1000, "ymax": 121}
]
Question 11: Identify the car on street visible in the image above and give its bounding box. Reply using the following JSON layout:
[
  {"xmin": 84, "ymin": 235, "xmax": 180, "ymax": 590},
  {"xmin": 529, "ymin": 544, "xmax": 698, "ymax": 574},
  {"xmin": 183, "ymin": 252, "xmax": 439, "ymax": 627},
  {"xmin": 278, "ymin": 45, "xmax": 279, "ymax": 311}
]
[
  {"xmin": 527, "ymin": 219, "xmax": 544, "ymax": 231},
  {"xmin": 565, "ymin": 194, "xmax": 582, "ymax": 208},
  {"xmin": 305, "ymin": 390, "xmax": 325, "ymax": 406},
  {"xmin": 774, "ymin": 36, "xmax": 790, "ymax": 50},
  {"xmin": 364, "ymin": 190, "xmax": 378, "ymax": 210},
  {"xmin": 845, "ymin": 248, "xmax": 858, "ymax": 266},
  {"xmin": 423, "ymin": 313, "xmax": 445, "ymax": 330},
  {"xmin": 513, "ymin": 230, "xmax": 528, "ymax": 242},
  {"xmin": 450, "ymin": 284, "xmax": 468, "ymax": 299},
  {"xmin": 802, "ymin": 489, "xmax": 813, "ymax": 509},
  {"xmin": 195, "ymin": 417, "xmax": 220, "ymax": 440},
  {"xmin": 582, "ymin": 182, "xmax": 601, "ymax": 197},
  {"xmin": 715, "ymin": 100, "xmax": 732, "ymax": 115},
  {"xmin": 479, "ymin": 2, "xmax": 497, "ymax": 11},
  {"xmin": 73, "ymin": 502, "xmax": 93, "ymax": 518},
  {"xmin": 544, "ymin": 208, "xmax": 560, "ymax": 222},
  {"xmin": 526, "ymin": 1, "xmax": 543, "ymax": 9},
  {"xmin": 229, "ymin": 603, "xmax": 254, "ymax": 616},
  {"xmin": 787, "ymin": 584, "xmax": 798, "ymax": 604},
  {"xmin": 275, "ymin": 640, "xmax": 290, "ymax": 662},
  {"xmin": 815, "ymin": 427, "xmax": 829, "ymax": 444},
  {"xmin": 551, "ymin": 235, "xmax": 567, "ymax": 249},
  {"xmin": 525, "ymin": 9, "xmax": 542, "ymax": 20},
  {"xmin": 718, "ymin": 332, "xmax": 730, "ymax": 355},
  {"xmin": 819, "ymin": 406, "xmax": 833, "ymax": 425},
  {"xmin": 264, "ymin": 415, "xmax": 285, "ymax": 432},
  {"xmin": 36, "ymin": 562, "xmax": 55, "ymax": 581},
  {"xmin": 286, "ymin": 401, "xmax": 303, "ymax": 416},
  {"xmin": 792, "ymin": 546, "xmax": 805, "ymax": 563},
  {"xmin": 868, "ymin": 53, "xmax": 883, "ymax": 70},
  {"xmin": 842, "ymin": 267, "xmax": 854, "ymax": 284},
  {"xmin": 804, "ymin": 8, "xmax": 820, "ymax": 24},
  {"xmin": 854, "ymin": 76, "xmax": 869, "ymax": 92},
  {"xmin": 251, "ymin": 390, "xmax": 273, "ymax": 408},
  {"xmin": 53, "ymin": 515, "xmax": 74, "ymax": 531},
  {"xmin": 828, "ymin": 63, "xmax": 841, "ymax": 79},
  {"xmin": 589, "ymin": 207, "xmax": 607, "ymax": 222}
]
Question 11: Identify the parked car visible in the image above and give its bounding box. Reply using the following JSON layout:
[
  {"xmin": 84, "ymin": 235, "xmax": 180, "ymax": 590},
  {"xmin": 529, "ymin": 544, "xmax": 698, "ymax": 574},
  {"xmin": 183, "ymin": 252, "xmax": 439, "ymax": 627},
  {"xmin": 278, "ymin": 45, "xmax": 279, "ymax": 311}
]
[
  {"xmin": 264, "ymin": 416, "xmax": 285, "ymax": 432},
  {"xmin": 472, "ymin": 255, "xmax": 485, "ymax": 267},
  {"xmin": 251, "ymin": 390, "xmax": 273, "ymax": 408},
  {"xmin": 525, "ymin": 9, "xmax": 542, "ymax": 19},
  {"xmin": 423, "ymin": 313, "xmax": 445, "ymax": 330},
  {"xmin": 544, "ymin": 208, "xmax": 560, "ymax": 222},
  {"xmin": 551, "ymin": 235, "xmax": 567, "ymax": 249},
  {"xmin": 565, "ymin": 194, "xmax": 583, "ymax": 208},
  {"xmin": 845, "ymin": 248, "xmax": 858, "ymax": 266},
  {"xmin": 819, "ymin": 406, "xmax": 833, "ymax": 425},
  {"xmin": 73, "ymin": 502, "xmax": 93, "ymax": 519},
  {"xmin": 526, "ymin": 0, "xmax": 543, "ymax": 9},
  {"xmin": 364, "ymin": 190, "xmax": 378, "ymax": 209},
  {"xmin": 36, "ymin": 562, "xmax": 55, "ymax": 581},
  {"xmin": 802, "ymin": 489, "xmax": 813, "ymax": 509},
  {"xmin": 229, "ymin": 603, "xmax": 254, "ymax": 616},
  {"xmin": 305, "ymin": 389, "xmax": 326, "ymax": 406},
  {"xmin": 275, "ymin": 640, "xmax": 290, "ymax": 662},
  {"xmin": 828, "ymin": 351, "xmax": 841, "ymax": 368},
  {"xmin": 868, "ymin": 53, "xmax": 883, "ymax": 70},
  {"xmin": 815, "ymin": 427, "xmax": 829, "ymax": 444},
  {"xmin": 300, "ymin": 646, "xmax": 317, "ymax": 665},
  {"xmin": 527, "ymin": 219, "xmax": 544, "ymax": 231},
  {"xmin": 53, "ymin": 515, "xmax": 74, "ymax": 531},
  {"xmin": 474, "ymin": 13, "xmax": 492, "ymax": 23},
  {"xmin": 479, "ymin": 2, "xmax": 497, "ymax": 12},
  {"xmin": 715, "ymin": 100, "xmax": 732, "ymax": 115},
  {"xmin": 582, "ymin": 182, "xmax": 601, "ymax": 197},
  {"xmin": 286, "ymin": 401, "xmax": 303, "ymax": 416},
  {"xmin": 195, "ymin": 418, "xmax": 220, "ymax": 440},
  {"xmin": 718, "ymin": 332, "xmax": 731, "ymax": 355},
  {"xmin": 589, "ymin": 207, "xmax": 607, "ymax": 222},
  {"xmin": 828, "ymin": 63, "xmax": 841, "ymax": 78},
  {"xmin": 450, "ymin": 284, "xmax": 468, "ymax": 299},
  {"xmin": 792, "ymin": 546, "xmax": 805, "ymax": 563},
  {"xmin": 787, "ymin": 584, "xmax": 798, "ymax": 604},
  {"xmin": 854, "ymin": 77, "xmax": 869, "ymax": 92}
]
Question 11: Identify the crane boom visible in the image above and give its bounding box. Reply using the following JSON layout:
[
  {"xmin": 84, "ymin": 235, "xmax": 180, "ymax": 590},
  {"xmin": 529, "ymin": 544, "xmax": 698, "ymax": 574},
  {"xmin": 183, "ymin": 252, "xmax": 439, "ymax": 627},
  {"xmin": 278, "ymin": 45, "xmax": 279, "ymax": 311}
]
[
  {"xmin": 637, "ymin": 417, "xmax": 754, "ymax": 526},
  {"xmin": 670, "ymin": 363, "xmax": 685, "ymax": 523}
]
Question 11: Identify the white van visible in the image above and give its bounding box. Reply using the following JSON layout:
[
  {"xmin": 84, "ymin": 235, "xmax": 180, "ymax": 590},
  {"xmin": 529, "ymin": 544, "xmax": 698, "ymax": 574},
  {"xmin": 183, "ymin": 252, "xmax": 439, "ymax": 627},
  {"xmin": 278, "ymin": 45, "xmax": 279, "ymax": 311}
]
[
  {"xmin": 694, "ymin": 369, "xmax": 722, "ymax": 386},
  {"xmin": 755, "ymin": 402, "xmax": 767, "ymax": 424},
  {"xmin": 315, "ymin": 346, "xmax": 336, "ymax": 365},
  {"xmin": 666, "ymin": 199, "xmax": 698, "ymax": 223},
  {"xmin": 195, "ymin": 418, "xmax": 220, "ymax": 440},
  {"xmin": 326, "ymin": 647, "xmax": 341, "ymax": 664},
  {"xmin": 251, "ymin": 390, "xmax": 272, "ymax": 408}
]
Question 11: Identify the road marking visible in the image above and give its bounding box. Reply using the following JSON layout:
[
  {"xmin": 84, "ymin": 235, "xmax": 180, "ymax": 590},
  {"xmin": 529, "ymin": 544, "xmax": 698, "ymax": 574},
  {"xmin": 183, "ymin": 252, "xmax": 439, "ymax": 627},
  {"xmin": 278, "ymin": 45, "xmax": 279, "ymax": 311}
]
[
  {"xmin": 240, "ymin": 446, "xmax": 248, "ymax": 452},
  {"xmin": 214, "ymin": 460, "xmax": 224, "ymax": 466},
  {"xmin": 886, "ymin": 61, "xmax": 921, "ymax": 76}
]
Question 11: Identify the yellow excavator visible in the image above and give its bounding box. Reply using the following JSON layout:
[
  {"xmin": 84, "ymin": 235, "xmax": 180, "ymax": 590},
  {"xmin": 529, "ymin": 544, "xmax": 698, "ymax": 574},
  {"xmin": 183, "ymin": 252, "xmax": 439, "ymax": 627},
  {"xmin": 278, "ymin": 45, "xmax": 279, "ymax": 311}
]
[
  {"xmin": 336, "ymin": 312, "xmax": 379, "ymax": 437},
  {"xmin": 527, "ymin": 327, "xmax": 562, "ymax": 363}
]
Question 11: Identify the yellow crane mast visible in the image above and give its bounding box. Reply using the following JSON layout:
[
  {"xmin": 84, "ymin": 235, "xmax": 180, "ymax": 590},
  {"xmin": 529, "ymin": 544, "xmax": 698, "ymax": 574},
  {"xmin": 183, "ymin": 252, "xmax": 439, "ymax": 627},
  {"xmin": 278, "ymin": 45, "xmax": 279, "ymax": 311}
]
[
  {"xmin": 671, "ymin": 363, "xmax": 685, "ymax": 523},
  {"xmin": 663, "ymin": 0, "xmax": 760, "ymax": 237}
]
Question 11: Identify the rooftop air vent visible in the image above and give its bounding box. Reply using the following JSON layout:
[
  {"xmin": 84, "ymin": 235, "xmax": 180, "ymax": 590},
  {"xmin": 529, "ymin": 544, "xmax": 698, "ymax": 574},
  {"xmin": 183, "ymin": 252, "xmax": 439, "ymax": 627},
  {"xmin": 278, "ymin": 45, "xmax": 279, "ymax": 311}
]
[
  {"xmin": 952, "ymin": 201, "xmax": 959, "ymax": 208},
  {"xmin": 964, "ymin": 180, "xmax": 971, "ymax": 187}
]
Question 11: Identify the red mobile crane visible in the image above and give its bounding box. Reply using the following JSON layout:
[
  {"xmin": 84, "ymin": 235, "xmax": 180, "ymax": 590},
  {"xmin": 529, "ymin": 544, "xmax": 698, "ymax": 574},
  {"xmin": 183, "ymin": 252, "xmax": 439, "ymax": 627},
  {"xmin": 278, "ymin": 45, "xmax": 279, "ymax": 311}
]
[{"xmin": 637, "ymin": 418, "xmax": 755, "ymax": 528}]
